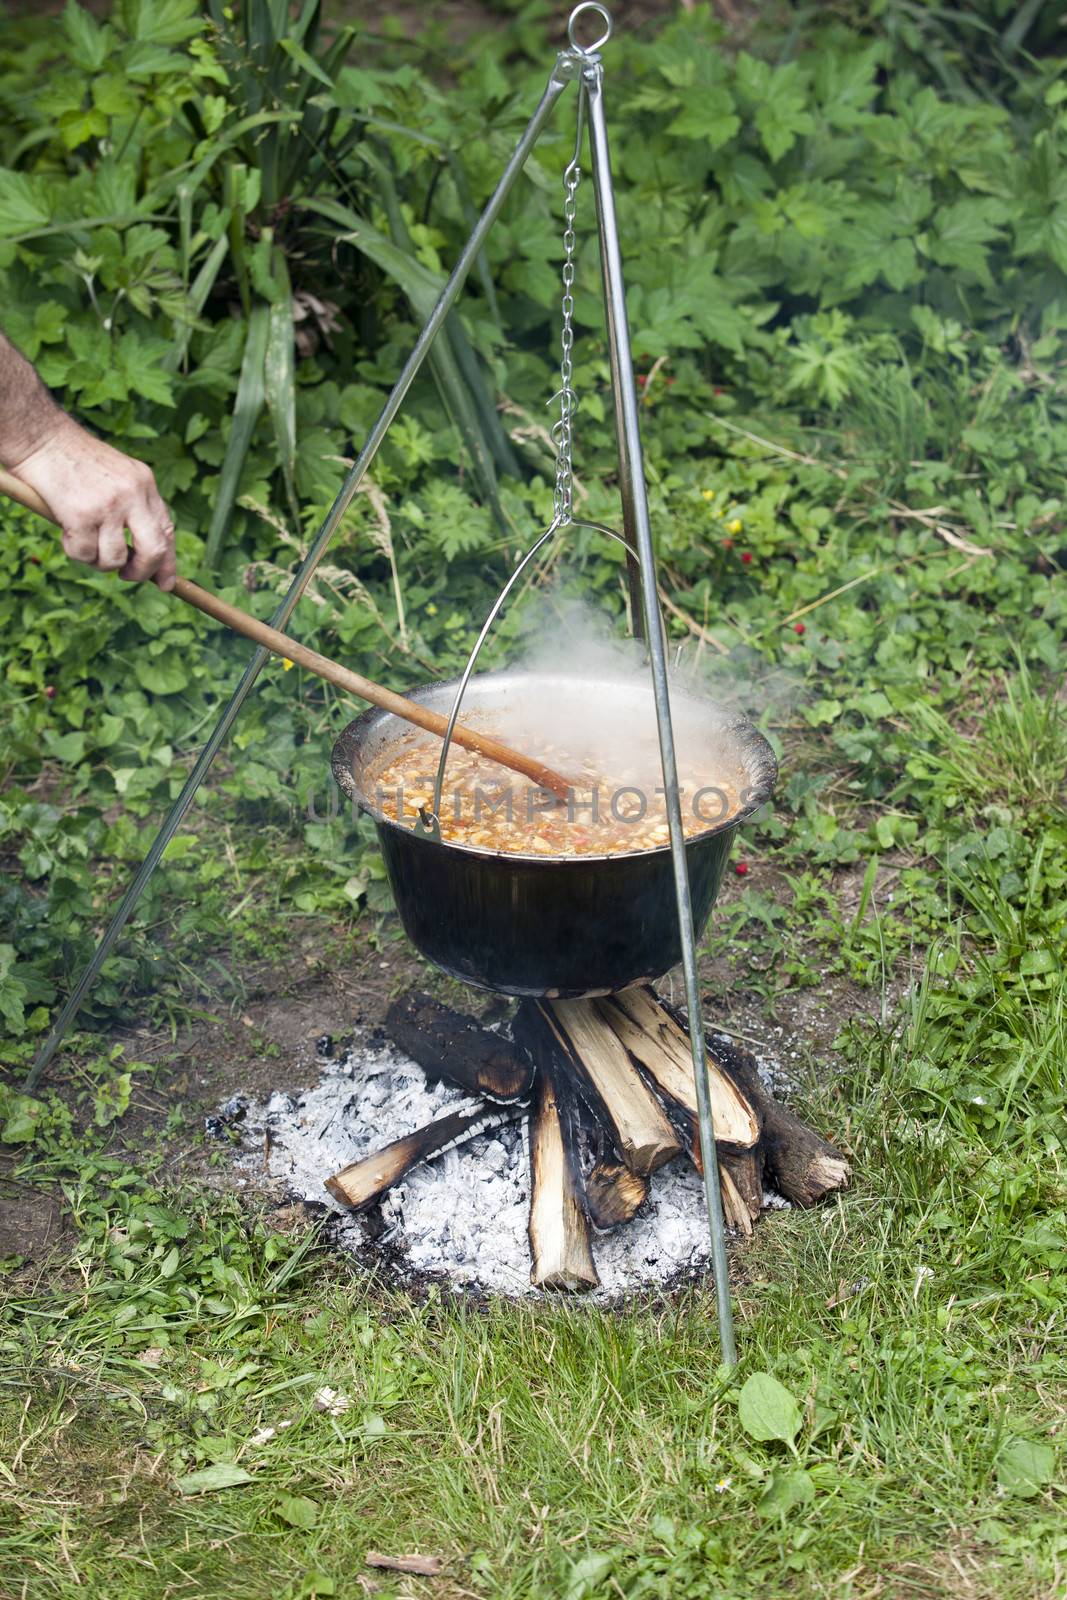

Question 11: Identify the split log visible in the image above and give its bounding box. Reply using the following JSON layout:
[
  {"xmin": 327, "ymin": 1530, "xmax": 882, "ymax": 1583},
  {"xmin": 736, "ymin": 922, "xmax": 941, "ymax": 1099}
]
[
  {"xmin": 661, "ymin": 1097, "xmax": 762, "ymax": 1231},
  {"xmin": 528, "ymin": 1065, "xmax": 599, "ymax": 1291},
  {"xmin": 718, "ymin": 1147, "xmax": 765, "ymax": 1225},
  {"xmin": 585, "ymin": 1160, "xmax": 648, "ymax": 1230},
  {"xmin": 598, "ymin": 987, "xmax": 760, "ymax": 1151},
  {"xmin": 708, "ymin": 1036, "xmax": 851, "ymax": 1207},
  {"xmin": 533, "ymin": 1000, "xmax": 683, "ymax": 1175},
  {"xmin": 325, "ymin": 1105, "xmax": 519, "ymax": 1211},
  {"xmin": 717, "ymin": 1163, "xmax": 754, "ymax": 1237},
  {"xmin": 385, "ymin": 990, "xmax": 532, "ymax": 1102}
]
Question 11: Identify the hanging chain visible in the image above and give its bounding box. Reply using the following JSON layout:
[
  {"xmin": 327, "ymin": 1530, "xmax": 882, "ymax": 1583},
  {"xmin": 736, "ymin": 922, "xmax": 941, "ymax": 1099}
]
[{"xmin": 551, "ymin": 86, "xmax": 586, "ymax": 527}]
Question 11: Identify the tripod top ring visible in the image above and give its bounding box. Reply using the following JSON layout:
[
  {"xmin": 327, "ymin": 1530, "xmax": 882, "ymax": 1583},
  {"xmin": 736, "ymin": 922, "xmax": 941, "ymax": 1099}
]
[{"xmin": 567, "ymin": 2, "xmax": 612, "ymax": 55}]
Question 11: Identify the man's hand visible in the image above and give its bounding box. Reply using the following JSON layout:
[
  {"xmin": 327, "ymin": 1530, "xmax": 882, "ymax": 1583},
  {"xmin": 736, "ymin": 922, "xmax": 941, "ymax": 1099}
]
[
  {"xmin": 11, "ymin": 418, "xmax": 176, "ymax": 591},
  {"xmin": 0, "ymin": 328, "xmax": 175, "ymax": 590}
]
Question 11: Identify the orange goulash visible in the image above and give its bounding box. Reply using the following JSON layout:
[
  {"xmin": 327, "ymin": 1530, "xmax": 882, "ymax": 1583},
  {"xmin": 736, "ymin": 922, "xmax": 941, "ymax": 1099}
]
[{"xmin": 372, "ymin": 734, "xmax": 742, "ymax": 856}]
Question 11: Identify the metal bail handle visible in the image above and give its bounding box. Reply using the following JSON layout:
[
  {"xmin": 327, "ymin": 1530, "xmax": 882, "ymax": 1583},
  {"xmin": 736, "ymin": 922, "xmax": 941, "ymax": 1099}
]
[
  {"xmin": 568, "ymin": 2, "xmax": 612, "ymax": 55},
  {"xmin": 418, "ymin": 72, "xmax": 592, "ymax": 840}
]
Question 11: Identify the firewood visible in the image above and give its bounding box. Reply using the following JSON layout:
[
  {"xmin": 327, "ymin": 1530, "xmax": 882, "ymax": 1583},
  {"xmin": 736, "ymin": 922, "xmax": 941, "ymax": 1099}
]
[
  {"xmin": 325, "ymin": 1105, "xmax": 519, "ymax": 1211},
  {"xmin": 717, "ymin": 1162, "xmax": 754, "ymax": 1236},
  {"xmin": 598, "ymin": 988, "xmax": 760, "ymax": 1151},
  {"xmin": 585, "ymin": 1160, "xmax": 648, "ymax": 1230},
  {"xmin": 540, "ymin": 1000, "xmax": 684, "ymax": 1175},
  {"xmin": 668, "ymin": 1108, "xmax": 761, "ymax": 1230},
  {"xmin": 719, "ymin": 1147, "xmax": 765, "ymax": 1225},
  {"xmin": 528, "ymin": 1065, "xmax": 599, "ymax": 1291},
  {"xmin": 385, "ymin": 990, "xmax": 533, "ymax": 1102},
  {"xmin": 709, "ymin": 1036, "xmax": 851, "ymax": 1207}
]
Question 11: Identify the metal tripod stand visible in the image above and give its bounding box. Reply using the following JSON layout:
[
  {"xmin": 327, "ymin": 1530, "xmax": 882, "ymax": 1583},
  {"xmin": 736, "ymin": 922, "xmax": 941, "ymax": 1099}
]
[{"xmin": 26, "ymin": 1, "xmax": 737, "ymax": 1367}]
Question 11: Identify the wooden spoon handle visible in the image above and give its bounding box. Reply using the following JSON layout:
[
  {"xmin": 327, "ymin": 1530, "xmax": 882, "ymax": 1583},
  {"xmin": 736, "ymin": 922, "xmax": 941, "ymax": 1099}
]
[
  {"xmin": 0, "ymin": 466, "xmax": 50, "ymax": 520},
  {"xmin": 0, "ymin": 466, "xmax": 571, "ymax": 801},
  {"xmin": 174, "ymin": 576, "xmax": 572, "ymax": 799}
]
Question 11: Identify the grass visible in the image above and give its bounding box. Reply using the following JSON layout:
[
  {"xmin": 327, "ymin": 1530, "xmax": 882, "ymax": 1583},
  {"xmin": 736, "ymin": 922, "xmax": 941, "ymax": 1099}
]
[
  {"xmin": 0, "ymin": 1185, "xmax": 1061, "ymax": 1599},
  {"xmin": 2, "ymin": 672, "xmax": 1065, "ymax": 1599},
  {"xmin": 2, "ymin": 708, "xmax": 1065, "ymax": 1600}
]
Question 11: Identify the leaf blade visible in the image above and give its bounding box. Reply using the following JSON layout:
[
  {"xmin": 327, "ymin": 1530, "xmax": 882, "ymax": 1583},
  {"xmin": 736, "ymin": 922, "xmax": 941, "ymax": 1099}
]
[
  {"xmin": 174, "ymin": 1463, "xmax": 253, "ymax": 1496},
  {"xmin": 203, "ymin": 302, "xmax": 271, "ymax": 569},
  {"xmin": 737, "ymin": 1372, "xmax": 803, "ymax": 1444}
]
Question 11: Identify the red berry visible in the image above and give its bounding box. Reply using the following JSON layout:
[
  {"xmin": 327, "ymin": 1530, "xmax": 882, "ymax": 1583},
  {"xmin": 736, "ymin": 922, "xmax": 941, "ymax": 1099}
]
[
  {"xmin": 740, "ymin": 551, "xmax": 753, "ymax": 564},
  {"xmin": 637, "ymin": 374, "xmax": 647, "ymax": 387},
  {"xmin": 793, "ymin": 622, "xmax": 806, "ymax": 635},
  {"xmin": 29, "ymin": 555, "xmax": 41, "ymax": 566},
  {"xmin": 45, "ymin": 685, "xmax": 56, "ymax": 699},
  {"xmin": 714, "ymin": 386, "xmax": 724, "ymax": 395},
  {"xmin": 735, "ymin": 861, "xmax": 749, "ymax": 876},
  {"xmin": 722, "ymin": 538, "xmax": 734, "ymax": 550}
]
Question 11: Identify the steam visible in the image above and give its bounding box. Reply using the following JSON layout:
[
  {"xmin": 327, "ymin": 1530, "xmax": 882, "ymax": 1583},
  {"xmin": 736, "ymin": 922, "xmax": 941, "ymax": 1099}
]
[
  {"xmin": 365, "ymin": 590, "xmax": 790, "ymax": 815},
  {"xmin": 464, "ymin": 592, "xmax": 792, "ymax": 790},
  {"xmin": 515, "ymin": 591, "xmax": 801, "ymax": 718}
]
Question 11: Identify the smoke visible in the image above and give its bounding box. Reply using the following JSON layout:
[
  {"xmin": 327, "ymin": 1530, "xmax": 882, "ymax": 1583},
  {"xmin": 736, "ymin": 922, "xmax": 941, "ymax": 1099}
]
[
  {"xmin": 356, "ymin": 589, "xmax": 791, "ymax": 817},
  {"xmin": 519, "ymin": 590, "xmax": 801, "ymax": 717},
  {"xmin": 466, "ymin": 590, "xmax": 796, "ymax": 791}
]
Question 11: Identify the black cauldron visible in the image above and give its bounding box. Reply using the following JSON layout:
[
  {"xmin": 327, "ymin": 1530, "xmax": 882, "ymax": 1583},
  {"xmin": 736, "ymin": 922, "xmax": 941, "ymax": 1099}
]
[{"xmin": 331, "ymin": 669, "xmax": 777, "ymax": 998}]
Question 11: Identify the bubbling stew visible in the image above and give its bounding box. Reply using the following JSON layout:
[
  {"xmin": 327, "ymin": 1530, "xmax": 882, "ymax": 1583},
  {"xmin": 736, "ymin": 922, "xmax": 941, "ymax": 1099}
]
[{"xmin": 370, "ymin": 733, "xmax": 744, "ymax": 856}]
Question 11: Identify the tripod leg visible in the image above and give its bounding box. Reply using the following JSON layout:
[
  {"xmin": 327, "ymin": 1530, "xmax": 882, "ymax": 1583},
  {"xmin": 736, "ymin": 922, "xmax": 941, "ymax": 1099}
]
[{"xmin": 584, "ymin": 59, "xmax": 737, "ymax": 1367}]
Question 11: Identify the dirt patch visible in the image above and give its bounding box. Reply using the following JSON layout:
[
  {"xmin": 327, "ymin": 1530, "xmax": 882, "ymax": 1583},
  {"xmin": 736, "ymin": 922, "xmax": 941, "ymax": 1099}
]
[
  {"xmin": 707, "ymin": 963, "xmax": 897, "ymax": 1060},
  {"xmin": 109, "ymin": 932, "xmax": 436, "ymax": 1182},
  {"xmin": 0, "ymin": 1166, "xmax": 66, "ymax": 1265},
  {"xmin": 5, "ymin": 907, "xmax": 889, "ymax": 1265}
]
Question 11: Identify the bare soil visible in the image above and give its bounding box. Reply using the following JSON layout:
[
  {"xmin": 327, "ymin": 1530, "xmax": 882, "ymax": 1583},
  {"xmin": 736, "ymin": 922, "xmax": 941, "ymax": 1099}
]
[
  {"xmin": 0, "ymin": 1173, "xmax": 64, "ymax": 1264},
  {"xmin": 3, "ymin": 908, "xmax": 885, "ymax": 1270}
]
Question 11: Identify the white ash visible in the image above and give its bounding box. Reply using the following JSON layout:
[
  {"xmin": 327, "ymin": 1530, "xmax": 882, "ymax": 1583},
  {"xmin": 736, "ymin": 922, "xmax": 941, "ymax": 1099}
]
[{"xmin": 231, "ymin": 1028, "xmax": 787, "ymax": 1299}]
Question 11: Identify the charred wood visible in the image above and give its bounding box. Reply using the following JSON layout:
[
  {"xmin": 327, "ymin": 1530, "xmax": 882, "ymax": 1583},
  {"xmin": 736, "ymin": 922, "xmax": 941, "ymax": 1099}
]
[
  {"xmin": 649, "ymin": 1092, "xmax": 760, "ymax": 1230},
  {"xmin": 325, "ymin": 1105, "xmax": 519, "ymax": 1211},
  {"xmin": 598, "ymin": 988, "xmax": 760, "ymax": 1151},
  {"xmin": 719, "ymin": 1147, "xmax": 765, "ymax": 1225},
  {"xmin": 717, "ymin": 1162, "xmax": 754, "ymax": 1236},
  {"xmin": 709, "ymin": 1036, "xmax": 851, "ymax": 1207},
  {"xmin": 528, "ymin": 1065, "xmax": 599, "ymax": 1291},
  {"xmin": 585, "ymin": 1161, "xmax": 649, "ymax": 1230},
  {"xmin": 529, "ymin": 999, "xmax": 683, "ymax": 1175},
  {"xmin": 385, "ymin": 990, "xmax": 532, "ymax": 1102}
]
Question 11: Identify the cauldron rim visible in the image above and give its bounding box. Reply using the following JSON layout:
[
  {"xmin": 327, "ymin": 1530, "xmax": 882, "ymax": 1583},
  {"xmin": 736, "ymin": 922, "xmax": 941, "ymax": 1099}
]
[{"xmin": 331, "ymin": 666, "xmax": 778, "ymax": 866}]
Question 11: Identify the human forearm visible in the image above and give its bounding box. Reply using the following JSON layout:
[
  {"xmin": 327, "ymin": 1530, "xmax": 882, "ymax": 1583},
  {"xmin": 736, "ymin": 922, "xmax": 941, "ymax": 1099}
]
[{"xmin": 0, "ymin": 330, "xmax": 66, "ymax": 468}]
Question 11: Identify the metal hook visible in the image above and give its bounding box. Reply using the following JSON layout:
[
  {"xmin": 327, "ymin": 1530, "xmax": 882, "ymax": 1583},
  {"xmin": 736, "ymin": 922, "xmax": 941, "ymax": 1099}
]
[{"xmin": 567, "ymin": 2, "xmax": 612, "ymax": 55}]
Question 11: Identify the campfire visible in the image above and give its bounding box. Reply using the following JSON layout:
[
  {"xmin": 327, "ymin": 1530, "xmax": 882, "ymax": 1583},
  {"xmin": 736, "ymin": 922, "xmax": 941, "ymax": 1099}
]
[{"xmin": 323, "ymin": 987, "xmax": 850, "ymax": 1291}]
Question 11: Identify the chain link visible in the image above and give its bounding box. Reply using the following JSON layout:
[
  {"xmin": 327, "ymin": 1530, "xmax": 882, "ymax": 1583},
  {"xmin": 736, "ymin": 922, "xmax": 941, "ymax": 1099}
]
[{"xmin": 551, "ymin": 90, "xmax": 585, "ymax": 526}]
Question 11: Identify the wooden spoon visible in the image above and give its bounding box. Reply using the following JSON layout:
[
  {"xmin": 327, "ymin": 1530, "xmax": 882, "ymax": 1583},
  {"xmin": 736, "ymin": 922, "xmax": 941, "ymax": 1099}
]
[{"xmin": 0, "ymin": 466, "xmax": 572, "ymax": 802}]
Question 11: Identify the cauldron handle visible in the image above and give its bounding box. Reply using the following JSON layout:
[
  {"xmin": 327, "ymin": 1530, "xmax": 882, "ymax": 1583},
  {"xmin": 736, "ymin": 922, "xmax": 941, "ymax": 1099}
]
[
  {"xmin": 419, "ymin": 70, "xmax": 610, "ymax": 840},
  {"xmin": 418, "ymin": 518, "xmax": 636, "ymax": 838}
]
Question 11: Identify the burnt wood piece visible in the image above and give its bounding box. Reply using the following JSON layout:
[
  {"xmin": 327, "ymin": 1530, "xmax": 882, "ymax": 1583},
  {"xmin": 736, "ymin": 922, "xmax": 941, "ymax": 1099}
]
[
  {"xmin": 719, "ymin": 1147, "xmax": 765, "ymax": 1225},
  {"xmin": 717, "ymin": 1163, "xmax": 754, "ymax": 1237},
  {"xmin": 653, "ymin": 1089, "xmax": 761, "ymax": 1228},
  {"xmin": 534, "ymin": 999, "xmax": 683, "ymax": 1175},
  {"xmin": 708, "ymin": 1036, "xmax": 851, "ymax": 1207},
  {"xmin": 585, "ymin": 1161, "xmax": 649, "ymax": 1230},
  {"xmin": 528, "ymin": 1064, "xmax": 599, "ymax": 1291},
  {"xmin": 385, "ymin": 990, "xmax": 533, "ymax": 1102},
  {"xmin": 325, "ymin": 1105, "xmax": 519, "ymax": 1211},
  {"xmin": 597, "ymin": 988, "xmax": 760, "ymax": 1151}
]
